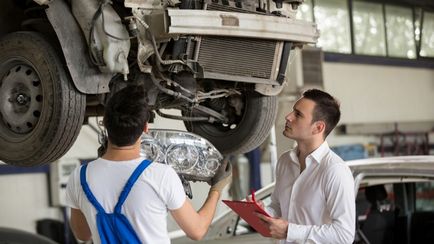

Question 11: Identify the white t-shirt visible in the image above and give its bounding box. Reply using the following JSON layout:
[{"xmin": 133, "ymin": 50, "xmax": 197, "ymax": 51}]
[
  {"xmin": 266, "ymin": 141, "xmax": 355, "ymax": 244},
  {"xmin": 65, "ymin": 157, "xmax": 186, "ymax": 244}
]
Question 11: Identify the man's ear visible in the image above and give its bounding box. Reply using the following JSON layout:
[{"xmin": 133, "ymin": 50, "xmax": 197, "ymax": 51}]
[
  {"xmin": 143, "ymin": 123, "xmax": 149, "ymax": 133},
  {"xmin": 313, "ymin": 121, "xmax": 325, "ymax": 135}
]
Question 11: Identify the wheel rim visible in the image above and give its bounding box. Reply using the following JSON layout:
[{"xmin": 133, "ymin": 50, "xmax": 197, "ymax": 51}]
[{"xmin": 0, "ymin": 61, "xmax": 43, "ymax": 135}]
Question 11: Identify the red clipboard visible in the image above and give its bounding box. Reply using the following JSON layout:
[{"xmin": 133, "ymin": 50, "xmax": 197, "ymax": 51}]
[{"xmin": 222, "ymin": 196, "xmax": 271, "ymax": 237}]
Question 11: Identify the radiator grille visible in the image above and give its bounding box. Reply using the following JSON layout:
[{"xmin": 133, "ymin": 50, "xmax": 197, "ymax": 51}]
[
  {"xmin": 206, "ymin": 2, "xmax": 261, "ymax": 14},
  {"xmin": 197, "ymin": 37, "xmax": 278, "ymax": 79}
]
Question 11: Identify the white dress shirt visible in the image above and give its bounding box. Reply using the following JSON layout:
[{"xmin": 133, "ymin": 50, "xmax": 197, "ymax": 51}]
[{"xmin": 266, "ymin": 141, "xmax": 355, "ymax": 244}]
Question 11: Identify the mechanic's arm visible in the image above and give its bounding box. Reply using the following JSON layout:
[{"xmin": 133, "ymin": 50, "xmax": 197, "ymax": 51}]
[
  {"xmin": 259, "ymin": 164, "xmax": 355, "ymax": 244},
  {"xmin": 70, "ymin": 208, "xmax": 92, "ymax": 241},
  {"xmin": 170, "ymin": 159, "xmax": 232, "ymax": 240},
  {"xmin": 171, "ymin": 191, "xmax": 220, "ymax": 240}
]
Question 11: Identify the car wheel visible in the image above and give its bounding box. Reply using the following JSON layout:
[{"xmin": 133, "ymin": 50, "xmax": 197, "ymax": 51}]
[
  {"xmin": 0, "ymin": 227, "xmax": 58, "ymax": 244},
  {"xmin": 184, "ymin": 91, "xmax": 277, "ymax": 155},
  {"xmin": 0, "ymin": 31, "xmax": 85, "ymax": 166}
]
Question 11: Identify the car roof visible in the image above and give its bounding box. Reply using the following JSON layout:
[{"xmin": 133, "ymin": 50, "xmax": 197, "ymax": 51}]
[
  {"xmin": 348, "ymin": 155, "xmax": 434, "ymax": 177},
  {"xmin": 254, "ymin": 156, "xmax": 434, "ymax": 198}
]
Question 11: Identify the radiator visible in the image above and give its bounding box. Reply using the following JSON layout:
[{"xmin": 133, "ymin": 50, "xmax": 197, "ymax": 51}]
[{"xmin": 196, "ymin": 37, "xmax": 281, "ymax": 80}]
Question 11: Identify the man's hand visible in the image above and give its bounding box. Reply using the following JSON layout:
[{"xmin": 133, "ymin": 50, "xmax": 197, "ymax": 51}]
[
  {"xmin": 246, "ymin": 195, "xmax": 265, "ymax": 209},
  {"xmin": 209, "ymin": 157, "xmax": 232, "ymax": 194},
  {"xmin": 256, "ymin": 214, "xmax": 289, "ymax": 240}
]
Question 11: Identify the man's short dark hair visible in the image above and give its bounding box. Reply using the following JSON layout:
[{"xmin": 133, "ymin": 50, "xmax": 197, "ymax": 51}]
[
  {"xmin": 302, "ymin": 89, "xmax": 341, "ymax": 137},
  {"xmin": 104, "ymin": 85, "xmax": 149, "ymax": 146}
]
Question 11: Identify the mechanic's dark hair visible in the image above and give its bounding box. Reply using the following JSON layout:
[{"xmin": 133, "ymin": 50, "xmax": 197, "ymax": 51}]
[
  {"xmin": 302, "ymin": 89, "xmax": 340, "ymax": 138},
  {"xmin": 104, "ymin": 85, "xmax": 149, "ymax": 146}
]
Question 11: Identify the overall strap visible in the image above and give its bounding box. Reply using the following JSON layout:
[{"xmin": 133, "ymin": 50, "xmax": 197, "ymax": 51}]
[
  {"xmin": 80, "ymin": 164, "xmax": 106, "ymax": 213},
  {"xmin": 114, "ymin": 159, "xmax": 152, "ymax": 213}
]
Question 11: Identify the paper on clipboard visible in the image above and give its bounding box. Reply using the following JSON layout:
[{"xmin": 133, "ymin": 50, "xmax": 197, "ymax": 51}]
[{"xmin": 222, "ymin": 199, "xmax": 272, "ymax": 237}]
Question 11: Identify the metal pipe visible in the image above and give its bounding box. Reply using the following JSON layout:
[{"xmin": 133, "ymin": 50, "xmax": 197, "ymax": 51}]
[
  {"xmin": 149, "ymin": 72, "xmax": 196, "ymax": 103},
  {"xmin": 133, "ymin": 15, "xmax": 185, "ymax": 66},
  {"xmin": 149, "ymin": 30, "xmax": 185, "ymax": 65},
  {"xmin": 156, "ymin": 109, "xmax": 212, "ymax": 122}
]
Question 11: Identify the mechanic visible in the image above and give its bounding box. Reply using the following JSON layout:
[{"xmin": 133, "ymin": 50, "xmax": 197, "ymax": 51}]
[
  {"xmin": 258, "ymin": 89, "xmax": 355, "ymax": 243},
  {"xmin": 65, "ymin": 85, "xmax": 232, "ymax": 243}
]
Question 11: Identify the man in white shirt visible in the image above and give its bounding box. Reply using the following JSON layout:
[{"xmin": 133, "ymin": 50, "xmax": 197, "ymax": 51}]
[
  {"xmin": 258, "ymin": 89, "xmax": 355, "ymax": 243},
  {"xmin": 65, "ymin": 85, "xmax": 232, "ymax": 243}
]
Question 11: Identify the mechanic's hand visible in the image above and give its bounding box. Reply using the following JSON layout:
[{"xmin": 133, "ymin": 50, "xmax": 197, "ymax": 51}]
[
  {"xmin": 209, "ymin": 157, "xmax": 232, "ymax": 194},
  {"xmin": 256, "ymin": 214, "xmax": 288, "ymax": 240}
]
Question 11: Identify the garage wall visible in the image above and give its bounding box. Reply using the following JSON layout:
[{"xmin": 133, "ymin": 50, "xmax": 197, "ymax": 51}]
[
  {"xmin": 0, "ymin": 125, "xmax": 102, "ymax": 233},
  {"xmin": 324, "ymin": 63, "xmax": 434, "ymax": 124},
  {"xmin": 0, "ymin": 174, "xmax": 62, "ymax": 233},
  {"xmin": 270, "ymin": 61, "xmax": 434, "ymax": 157}
]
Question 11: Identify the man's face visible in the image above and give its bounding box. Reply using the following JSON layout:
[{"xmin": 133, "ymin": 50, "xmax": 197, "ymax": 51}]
[{"xmin": 283, "ymin": 98, "xmax": 317, "ymax": 141}]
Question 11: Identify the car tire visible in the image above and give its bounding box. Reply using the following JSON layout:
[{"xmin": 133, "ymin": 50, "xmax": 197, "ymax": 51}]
[
  {"xmin": 184, "ymin": 92, "xmax": 277, "ymax": 155},
  {"xmin": 0, "ymin": 31, "xmax": 85, "ymax": 166},
  {"xmin": 0, "ymin": 227, "xmax": 58, "ymax": 244}
]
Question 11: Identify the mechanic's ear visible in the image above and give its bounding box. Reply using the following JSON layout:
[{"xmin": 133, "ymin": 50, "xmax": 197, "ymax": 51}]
[{"xmin": 143, "ymin": 123, "xmax": 149, "ymax": 133}]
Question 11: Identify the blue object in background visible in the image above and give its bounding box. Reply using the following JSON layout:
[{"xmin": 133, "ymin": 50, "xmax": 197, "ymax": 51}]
[
  {"xmin": 245, "ymin": 147, "xmax": 262, "ymax": 191},
  {"xmin": 331, "ymin": 144, "xmax": 367, "ymax": 161}
]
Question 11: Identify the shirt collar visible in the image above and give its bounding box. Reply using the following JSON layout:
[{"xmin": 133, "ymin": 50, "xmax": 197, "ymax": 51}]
[
  {"xmin": 310, "ymin": 141, "xmax": 329, "ymax": 164},
  {"xmin": 289, "ymin": 141, "xmax": 330, "ymax": 165}
]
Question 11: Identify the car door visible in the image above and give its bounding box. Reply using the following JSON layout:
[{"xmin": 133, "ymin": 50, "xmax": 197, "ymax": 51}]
[{"xmin": 353, "ymin": 176, "xmax": 434, "ymax": 244}]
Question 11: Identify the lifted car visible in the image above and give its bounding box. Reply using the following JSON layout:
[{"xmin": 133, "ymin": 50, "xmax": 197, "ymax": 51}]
[{"xmin": 0, "ymin": 0, "xmax": 318, "ymax": 166}]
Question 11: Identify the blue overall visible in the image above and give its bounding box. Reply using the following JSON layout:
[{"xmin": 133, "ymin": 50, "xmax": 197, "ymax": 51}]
[{"xmin": 80, "ymin": 159, "xmax": 152, "ymax": 244}]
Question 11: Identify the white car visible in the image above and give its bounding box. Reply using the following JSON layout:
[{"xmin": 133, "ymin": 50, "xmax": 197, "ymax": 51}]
[{"xmin": 170, "ymin": 156, "xmax": 434, "ymax": 244}]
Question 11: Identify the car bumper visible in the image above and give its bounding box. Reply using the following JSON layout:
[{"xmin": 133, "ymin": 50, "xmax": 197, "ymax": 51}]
[{"xmin": 166, "ymin": 9, "xmax": 319, "ymax": 43}]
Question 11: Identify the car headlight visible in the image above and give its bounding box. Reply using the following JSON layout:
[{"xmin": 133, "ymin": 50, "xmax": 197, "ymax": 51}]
[{"xmin": 140, "ymin": 129, "xmax": 222, "ymax": 182}]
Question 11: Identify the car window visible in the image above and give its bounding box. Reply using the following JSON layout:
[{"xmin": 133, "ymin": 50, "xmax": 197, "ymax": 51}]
[
  {"xmin": 415, "ymin": 181, "xmax": 434, "ymax": 211},
  {"xmin": 356, "ymin": 183, "xmax": 396, "ymax": 222}
]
